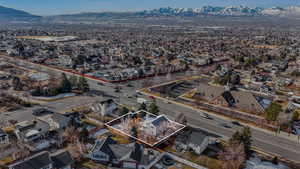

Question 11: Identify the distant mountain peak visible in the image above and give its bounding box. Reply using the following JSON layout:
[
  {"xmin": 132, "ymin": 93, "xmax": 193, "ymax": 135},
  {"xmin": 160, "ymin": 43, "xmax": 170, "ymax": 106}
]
[
  {"xmin": 0, "ymin": 5, "xmax": 40, "ymax": 22},
  {"xmin": 1, "ymin": 5, "xmax": 300, "ymax": 23}
]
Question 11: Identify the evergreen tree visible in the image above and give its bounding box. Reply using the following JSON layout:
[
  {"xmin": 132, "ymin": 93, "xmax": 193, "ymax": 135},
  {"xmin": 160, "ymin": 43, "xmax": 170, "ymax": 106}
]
[
  {"xmin": 120, "ymin": 107, "xmax": 129, "ymax": 115},
  {"xmin": 131, "ymin": 126, "xmax": 138, "ymax": 140},
  {"xmin": 79, "ymin": 127, "xmax": 89, "ymax": 143},
  {"xmin": 139, "ymin": 102, "xmax": 147, "ymax": 111},
  {"xmin": 78, "ymin": 76, "xmax": 90, "ymax": 92},
  {"xmin": 12, "ymin": 76, "xmax": 22, "ymax": 91},
  {"xmin": 69, "ymin": 75, "xmax": 78, "ymax": 89},
  {"xmin": 266, "ymin": 102, "xmax": 282, "ymax": 122},
  {"xmin": 60, "ymin": 73, "xmax": 72, "ymax": 93},
  {"xmin": 149, "ymin": 102, "xmax": 159, "ymax": 115},
  {"xmin": 272, "ymin": 156, "xmax": 279, "ymax": 165}
]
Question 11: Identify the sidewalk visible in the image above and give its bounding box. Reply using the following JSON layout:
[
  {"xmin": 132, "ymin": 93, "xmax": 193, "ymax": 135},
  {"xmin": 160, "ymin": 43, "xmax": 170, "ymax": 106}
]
[{"xmin": 167, "ymin": 153, "xmax": 207, "ymax": 169}]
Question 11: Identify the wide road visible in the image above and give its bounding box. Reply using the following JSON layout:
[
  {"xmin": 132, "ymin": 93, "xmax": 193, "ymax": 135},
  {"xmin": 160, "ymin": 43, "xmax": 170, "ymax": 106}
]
[
  {"xmin": 2, "ymin": 55, "xmax": 300, "ymax": 163},
  {"xmin": 88, "ymin": 79, "xmax": 300, "ymax": 163}
]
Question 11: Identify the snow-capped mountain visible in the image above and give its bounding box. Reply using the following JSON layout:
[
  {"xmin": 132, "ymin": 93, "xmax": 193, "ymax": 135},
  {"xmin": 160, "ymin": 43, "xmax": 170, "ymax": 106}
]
[
  {"xmin": 2, "ymin": 5, "xmax": 300, "ymax": 23},
  {"xmin": 141, "ymin": 6, "xmax": 300, "ymax": 17},
  {"xmin": 138, "ymin": 6, "xmax": 264, "ymax": 16},
  {"xmin": 262, "ymin": 6, "xmax": 300, "ymax": 16}
]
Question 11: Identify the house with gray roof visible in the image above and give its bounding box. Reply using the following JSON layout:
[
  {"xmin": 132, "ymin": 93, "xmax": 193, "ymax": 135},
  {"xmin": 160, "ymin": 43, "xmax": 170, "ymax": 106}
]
[
  {"xmin": 140, "ymin": 115, "xmax": 171, "ymax": 137},
  {"xmin": 8, "ymin": 151, "xmax": 52, "ymax": 169},
  {"xmin": 88, "ymin": 136, "xmax": 160, "ymax": 169},
  {"xmin": 175, "ymin": 128, "xmax": 218, "ymax": 155},
  {"xmin": 194, "ymin": 83, "xmax": 272, "ymax": 114},
  {"xmin": 90, "ymin": 98, "xmax": 118, "ymax": 116},
  {"xmin": 214, "ymin": 89, "xmax": 269, "ymax": 114},
  {"xmin": 51, "ymin": 150, "xmax": 74, "ymax": 169},
  {"xmin": 37, "ymin": 113, "xmax": 71, "ymax": 131},
  {"xmin": 8, "ymin": 150, "xmax": 74, "ymax": 169},
  {"xmin": 15, "ymin": 120, "xmax": 50, "ymax": 143},
  {"xmin": 14, "ymin": 120, "xmax": 52, "ymax": 151},
  {"xmin": 88, "ymin": 136, "xmax": 118, "ymax": 163}
]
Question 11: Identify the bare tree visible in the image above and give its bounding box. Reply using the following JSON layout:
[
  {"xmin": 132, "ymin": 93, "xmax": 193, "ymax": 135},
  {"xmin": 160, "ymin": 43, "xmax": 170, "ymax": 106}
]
[
  {"xmin": 63, "ymin": 126, "xmax": 79, "ymax": 144},
  {"xmin": 11, "ymin": 140, "xmax": 30, "ymax": 161},
  {"xmin": 67, "ymin": 142, "xmax": 85, "ymax": 160},
  {"xmin": 218, "ymin": 143, "xmax": 246, "ymax": 169},
  {"xmin": 141, "ymin": 79, "xmax": 154, "ymax": 88}
]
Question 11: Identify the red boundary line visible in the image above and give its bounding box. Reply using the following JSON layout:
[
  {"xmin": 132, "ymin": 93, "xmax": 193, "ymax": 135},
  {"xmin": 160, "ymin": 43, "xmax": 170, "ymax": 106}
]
[{"xmin": 1, "ymin": 54, "xmax": 185, "ymax": 84}]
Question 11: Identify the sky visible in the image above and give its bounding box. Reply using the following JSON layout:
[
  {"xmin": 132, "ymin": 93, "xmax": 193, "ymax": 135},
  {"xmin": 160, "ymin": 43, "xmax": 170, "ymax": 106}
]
[{"xmin": 1, "ymin": 0, "xmax": 300, "ymax": 16}]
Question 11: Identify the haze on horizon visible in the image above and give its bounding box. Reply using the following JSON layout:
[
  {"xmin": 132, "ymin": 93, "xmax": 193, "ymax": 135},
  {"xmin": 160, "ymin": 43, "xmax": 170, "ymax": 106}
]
[{"xmin": 1, "ymin": 0, "xmax": 300, "ymax": 16}]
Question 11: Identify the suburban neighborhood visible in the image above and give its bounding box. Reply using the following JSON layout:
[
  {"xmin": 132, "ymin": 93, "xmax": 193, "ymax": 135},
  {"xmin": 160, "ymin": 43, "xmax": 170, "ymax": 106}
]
[{"xmin": 1, "ymin": 1, "xmax": 300, "ymax": 169}]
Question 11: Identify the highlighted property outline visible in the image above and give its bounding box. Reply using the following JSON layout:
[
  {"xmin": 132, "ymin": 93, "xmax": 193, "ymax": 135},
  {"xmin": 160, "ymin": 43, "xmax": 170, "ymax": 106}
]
[{"xmin": 105, "ymin": 110, "xmax": 186, "ymax": 147}]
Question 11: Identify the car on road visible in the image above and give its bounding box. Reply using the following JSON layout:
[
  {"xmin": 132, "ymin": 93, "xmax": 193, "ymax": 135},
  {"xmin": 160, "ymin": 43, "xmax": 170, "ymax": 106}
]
[
  {"xmin": 97, "ymin": 82, "xmax": 105, "ymax": 86},
  {"xmin": 127, "ymin": 83, "xmax": 134, "ymax": 87},
  {"xmin": 220, "ymin": 123, "xmax": 232, "ymax": 129},
  {"xmin": 202, "ymin": 113, "xmax": 213, "ymax": 120},
  {"xmin": 232, "ymin": 121, "xmax": 243, "ymax": 126},
  {"xmin": 114, "ymin": 86, "xmax": 121, "ymax": 90},
  {"xmin": 164, "ymin": 100, "xmax": 172, "ymax": 104},
  {"xmin": 124, "ymin": 94, "xmax": 132, "ymax": 98},
  {"xmin": 137, "ymin": 98, "xmax": 149, "ymax": 104}
]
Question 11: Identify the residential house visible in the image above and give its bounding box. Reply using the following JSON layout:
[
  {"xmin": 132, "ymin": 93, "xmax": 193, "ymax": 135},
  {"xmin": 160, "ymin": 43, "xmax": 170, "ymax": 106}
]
[
  {"xmin": 37, "ymin": 113, "xmax": 71, "ymax": 132},
  {"xmin": 215, "ymin": 89, "xmax": 267, "ymax": 114},
  {"xmin": 14, "ymin": 120, "xmax": 51, "ymax": 151},
  {"xmin": 194, "ymin": 83, "xmax": 272, "ymax": 114},
  {"xmin": 175, "ymin": 129, "xmax": 218, "ymax": 155},
  {"xmin": 88, "ymin": 136, "xmax": 160, "ymax": 169},
  {"xmin": 88, "ymin": 136, "xmax": 117, "ymax": 163},
  {"xmin": 8, "ymin": 150, "xmax": 74, "ymax": 169},
  {"xmin": 0, "ymin": 128, "xmax": 9, "ymax": 145},
  {"xmin": 51, "ymin": 150, "xmax": 75, "ymax": 169},
  {"xmin": 15, "ymin": 120, "xmax": 50, "ymax": 143},
  {"xmin": 140, "ymin": 115, "xmax": 171, "ymax": 137},
  {"xmin": 58, "ymin": 55, "xmax": 73, "ymax": 68},
  {"xmin": 90, "ymin": 98, "xmax": 118, "ymax": 116},
  {"xmin": 8, "ymin": 151, "xmax": 53, "ymax": 169}
]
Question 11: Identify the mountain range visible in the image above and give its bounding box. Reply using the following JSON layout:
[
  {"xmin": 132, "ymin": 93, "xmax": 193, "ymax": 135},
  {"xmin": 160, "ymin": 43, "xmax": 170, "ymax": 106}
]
[
  {"xmin": 0, "ymin": 5, "xmax": 40, "ymax": 22},
  {"xmin": 1, "ymin": 5, "xmax": 300, "ymax": 22}
]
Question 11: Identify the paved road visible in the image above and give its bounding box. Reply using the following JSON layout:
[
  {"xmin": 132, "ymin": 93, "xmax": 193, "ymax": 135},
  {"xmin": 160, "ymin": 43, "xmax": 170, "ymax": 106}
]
[
  {"xmin": 2, "ymin": 56, "xmax": 300, "ymax": 163},
  {"xmin": 89, "ymin": 79, "xmax": 300, "ymax": 163}
]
